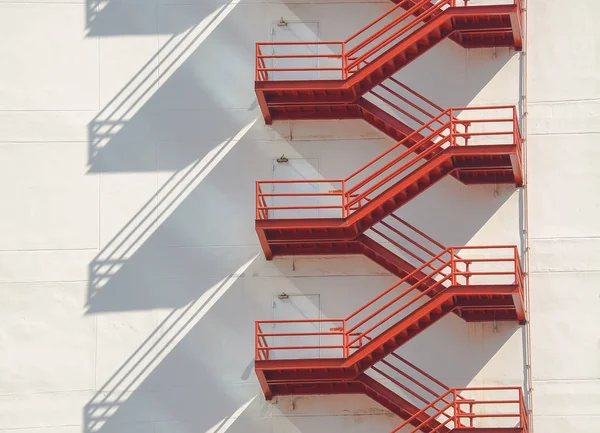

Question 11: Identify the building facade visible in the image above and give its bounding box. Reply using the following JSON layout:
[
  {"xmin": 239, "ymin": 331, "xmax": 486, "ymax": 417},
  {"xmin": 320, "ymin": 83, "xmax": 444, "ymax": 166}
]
[{"xmin": 0, "ymin": 1, "xmax": 597, "ymax": 432}]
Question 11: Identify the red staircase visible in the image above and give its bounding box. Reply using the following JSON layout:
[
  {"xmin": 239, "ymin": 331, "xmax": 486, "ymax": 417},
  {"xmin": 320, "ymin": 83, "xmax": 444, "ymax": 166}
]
[
  {"xmin": 255, "ymin": 105, "xmax": 523, "ymax": 260},
  {"xmin": 254, "ymin": 245, "xmax": 528, "ymax": 431},
  {"xmin": 252, "ymin": 1, "xmax": 528, "ymax": 432},
  {"xmin": 255, "ymin": 0, "xmax": 523, "ymax": 124}
]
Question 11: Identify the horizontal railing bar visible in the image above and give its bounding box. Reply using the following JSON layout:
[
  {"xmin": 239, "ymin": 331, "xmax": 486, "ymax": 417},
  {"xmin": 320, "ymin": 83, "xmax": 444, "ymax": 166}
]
[
  {"xmin": 258, "ymin": 179, "xmax": 344, "ymax": 184},
  {"xmin": 454, "ymin": 105, "xmax": 517, "ymax": 111},
  {"xmin": 453, "ymin": 131, "xmax": 515, "ymax": 137},
  {"xmin": 453, "ymin": 258, "xmax": 514, "ymax": 263},
  {"xmin": 258, "ymin": 331, "xmax": 343, "ymax": 337},
  {"xmin": 257, "ymin": 345, "xmax": 344, "ymax": 351},
  {"xmin": 458, "ymin": 399, "xmax": 520, "ymax": 405},
  {"xmin": 454, "ymin": 271, "xmax": 514, "ymax": 276},
  {"xmin": 259, "ymin": 54, "xmax": 342, "ymax": 59},
  {"xmin": 257, "ymin": 67, "xmax": 343, "ymax": 72},
  {"xmin": 257, "ymin": 41, "xmax": 344, "ymax": 46},
  {"xmin": 453, "ymin": 118, "xmax": 514, "ymax": 124},
  {"xmin": 259, "ymin": 192, "xmax": 342, "ymax": 197},
  {"xmin": 257, "ymin": 205, "xmax": 342, "ymax": 210},
  {"xmin": 451, "ymin": 245, "xmax": 518, "ymax": 250},
  {"xmin": 453, "ymin": 386, "xmax": 522, "ymax": 391},
  {"xmin": 257, "ymin": 319, "xmax": 344, "ymax": 324}
]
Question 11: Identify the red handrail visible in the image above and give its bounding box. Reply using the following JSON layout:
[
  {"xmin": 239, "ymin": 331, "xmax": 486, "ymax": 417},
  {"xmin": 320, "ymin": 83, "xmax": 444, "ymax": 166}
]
[
  {"xmin": 255, "ymin": 106, "xmax": 519, "ymax": 220},
  {"xmin": 362, "ymin": 334, "xmax": 472, "ymax": 422},
  {"xmin": 389, "ymin": 386, "xmax": 529, "ymax": 433},
  {"xmin": 256, "ymin": 0, "xmax": 493, "ymax": 80},
  {"xmin": 346, "ymin": 0, "xmax": 443, "ymax": 58},
  {"xmin": 392, "ymin": 388, "xmax": 454, "ymax": 433},
  {"xmin": 255, "ymin": 0, "xmax": 522, "ymax": 81},
  {"xmin": 346, "ymin": 0, "xmax": 451, "ymax": 72},
  {"xmin": 255, "ymin": 245, "xmax": 523, "ymax": 359}
]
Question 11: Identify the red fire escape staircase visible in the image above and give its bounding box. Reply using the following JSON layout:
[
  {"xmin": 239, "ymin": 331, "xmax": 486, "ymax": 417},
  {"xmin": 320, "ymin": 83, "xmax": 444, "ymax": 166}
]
[
  {"xmin": 256, "ymin": 106, "xmax": 523, "ymax": 262},
  {"xmin": 252, "ymin": 2, "xmax": 528, "ymax": 432},
  {"xmin": 255, "ymin": 0, "xmax": 523, "ymax": 125},
  {"xmin": 254, "ymin": 245, "xmax": 528, "ymax": 432},
  {"xmin": 252, "ymin": 109, "xmax": 526, "ymax": 431}
]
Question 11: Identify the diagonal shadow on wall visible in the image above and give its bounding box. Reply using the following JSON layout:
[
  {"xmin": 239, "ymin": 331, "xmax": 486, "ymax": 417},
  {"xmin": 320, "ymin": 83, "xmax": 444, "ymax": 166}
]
[{"xmin": 81, "ymin": 2, "xmax": 524, "ymax": 431}]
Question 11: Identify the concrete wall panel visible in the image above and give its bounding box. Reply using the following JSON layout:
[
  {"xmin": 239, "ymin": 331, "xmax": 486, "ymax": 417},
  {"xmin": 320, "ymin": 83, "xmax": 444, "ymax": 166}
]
[
  {"xmin": 0, "ymin": 142, "xmax": 99, "ymax": 250},
  {"xmin": 0, "ymin": 4, "xmax": 99, "ymax": 110}
]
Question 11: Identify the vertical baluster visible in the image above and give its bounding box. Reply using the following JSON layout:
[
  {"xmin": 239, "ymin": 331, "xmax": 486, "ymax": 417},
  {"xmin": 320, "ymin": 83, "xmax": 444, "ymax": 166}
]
[
  {"xmin": 469, "ymin": 402, "xmax": 474, "ymax": 427},
  {"xmin": 343, "ymin": 321, "xmax": 348, "ymax": 358},
  {"xmin": 451, "ymin": 247, "xmax": 456, "ymax": 285},
  {"xmin": 453, "ymin": 389, "xmax": 458, "ymax": 428},
  {"xmin": 255, "ymin": 322, "xmax": 258, "ymax": 360},
  {"xmin": 342, "ymin": 180, "xmax": 347, "ymax": 218},
  {"xmin": 255, "ymin": 182, "xmax": 259, "ymax": 219},
  {"xmin": 465, "ymin": 261, "xmax": 471, "ymax": 286},
  {"xmin": 449, "ymin": 109, "xmax": 454, "ymax": 146},
  {"xmin": 255, "ymin": 44, "xmax": 259, "ymax": 81},
  {"xmin": 342, "ymin": 42, "xmax": 348, "ymax": 80}
]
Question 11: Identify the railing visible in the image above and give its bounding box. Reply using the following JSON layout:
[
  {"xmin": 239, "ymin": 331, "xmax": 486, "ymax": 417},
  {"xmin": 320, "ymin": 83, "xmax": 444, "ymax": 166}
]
[
  {"xmin": 256, "ymin": 0, "xmax": 451, "ymax": 81},
  {"xmin": 366, "ymin": 76, "xmax": 450, "ymax": 132},
  {"xmin": 369, "ymin": 211, "xmax": 457, "ymax": 272},
  {"xmin": 255, "ymin": 245, "xmax": 523, "ymax": 360},
  {"xmin": 256, "ymin": 0, "xmax": 522, "ymax": 81},
  {"xmin": 365, "ymin": 338, "xmax": 474, "ymax": 426},
  {"xmin": 391, "ymin": 386, "xmax": 529, "ymax": 433},
  {"xmin": 256, "ymin": 106, "xmax": 520, "ymax": 220}
]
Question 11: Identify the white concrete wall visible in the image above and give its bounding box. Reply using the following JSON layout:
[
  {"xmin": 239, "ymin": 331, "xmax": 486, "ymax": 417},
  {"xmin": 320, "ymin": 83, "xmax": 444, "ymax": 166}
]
[
  {"xmin": 0, "ymin": 0, "xmax": 596, "ymax": 432},
  {"xmin": 527, "ymin": 1, "xmax": 600, "ymax": 432}
]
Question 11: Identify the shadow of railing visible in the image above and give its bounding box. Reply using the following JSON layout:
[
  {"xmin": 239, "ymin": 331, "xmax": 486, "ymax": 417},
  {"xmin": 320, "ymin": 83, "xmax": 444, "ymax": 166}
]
[
  {"xmin": 88, "ymin": 1, "xmax": 238, "ymax": 168},
  {"xmin": 88, "ymin": 118, "xmax": 257, "ymax": 310},
  {"xmin": 85, "ymin": 254, "xmax": 258, "ymax": 433}
]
